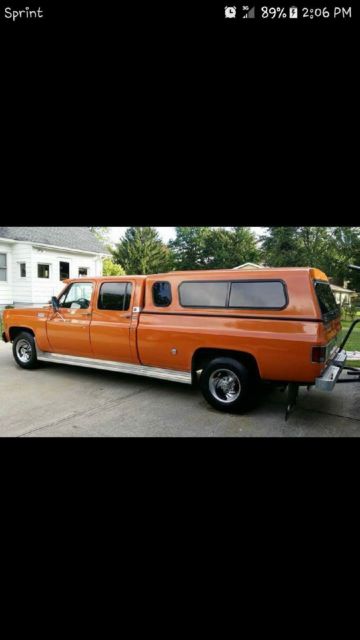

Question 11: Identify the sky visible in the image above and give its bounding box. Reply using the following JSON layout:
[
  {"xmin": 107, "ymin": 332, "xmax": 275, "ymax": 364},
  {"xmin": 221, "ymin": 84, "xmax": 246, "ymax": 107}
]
[{"xmin": 109, "ymin": 227, "xmax": 265, "ymax": 245}]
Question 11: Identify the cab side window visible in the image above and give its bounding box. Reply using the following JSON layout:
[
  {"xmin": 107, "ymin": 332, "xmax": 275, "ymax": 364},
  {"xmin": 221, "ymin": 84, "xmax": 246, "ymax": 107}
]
[
  {"xmin": 59, "ymin": 282, "xmax": 93, "ymax": 309},
  {"xmin": 98, "ymin": 283, "xmax": 132, "ymax": 311},
  {"xmin": 152, "ymin": 282, "xmax": 172, "ymax": 307}
]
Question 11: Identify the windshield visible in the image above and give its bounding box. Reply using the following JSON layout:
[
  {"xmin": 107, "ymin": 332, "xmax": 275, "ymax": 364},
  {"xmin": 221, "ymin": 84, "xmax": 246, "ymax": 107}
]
[{"xmin": 314, "ymin": 281, "xmax": 340, "ymax": 320}]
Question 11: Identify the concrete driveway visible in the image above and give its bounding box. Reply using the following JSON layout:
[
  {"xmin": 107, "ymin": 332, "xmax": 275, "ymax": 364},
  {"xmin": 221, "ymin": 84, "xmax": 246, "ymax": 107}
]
[{"xmin": 1, "ymin": 341, "xmax": 360, "ymax": 437}]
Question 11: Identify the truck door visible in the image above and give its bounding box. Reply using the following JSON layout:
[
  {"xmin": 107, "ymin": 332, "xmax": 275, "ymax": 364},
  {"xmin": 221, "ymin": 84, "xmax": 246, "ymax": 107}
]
[
  {"xmin": 46, "ymin": 281, "xmax": 94, "ymax": 356},
  {"xmin": 90, "ymin": 281, "xmax": 137, "ymax": 363}
]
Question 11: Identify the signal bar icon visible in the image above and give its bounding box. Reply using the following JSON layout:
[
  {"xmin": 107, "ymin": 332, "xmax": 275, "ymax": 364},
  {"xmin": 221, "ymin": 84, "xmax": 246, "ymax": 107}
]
[{"xmin": 242, "ymin": 6, "xmax": 255, "ymax": 18}]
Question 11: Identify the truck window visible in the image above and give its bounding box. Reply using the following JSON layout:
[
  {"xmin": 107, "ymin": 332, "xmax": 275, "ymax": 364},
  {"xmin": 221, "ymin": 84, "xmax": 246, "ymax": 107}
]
[
  {"xmin": 229, "ymin": 281, "xmax": 287, "ymax": 309},
  {"xmin": 179, "ymin": 282, "xmax": 228, "ymax": 308},
  {"xmin": 314, "ymin": 281, "xmax": 339, "ymax": 320},
  {"xmin": 152, "ymin": 282, "xmax": 172, "ymax": 307},
  {"xmin": 98, "ymin": 282, "xmax": 132, "ymax": 311},
  {"xmin": 59, "ymin": 282, "xmax": 93, "ymax": 309}
]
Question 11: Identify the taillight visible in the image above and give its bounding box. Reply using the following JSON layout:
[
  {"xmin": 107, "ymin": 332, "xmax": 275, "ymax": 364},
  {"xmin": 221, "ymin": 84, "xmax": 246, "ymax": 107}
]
[{"xmin": 312, "ymin": 346, "xmax": 327, "ymax": 363}]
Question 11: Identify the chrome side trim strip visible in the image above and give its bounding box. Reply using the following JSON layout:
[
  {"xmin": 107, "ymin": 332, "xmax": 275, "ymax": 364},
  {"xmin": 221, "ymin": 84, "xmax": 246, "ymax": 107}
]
[{"xmin": 36, "ymin": 348, "xmax": 192, "ymax": 384}]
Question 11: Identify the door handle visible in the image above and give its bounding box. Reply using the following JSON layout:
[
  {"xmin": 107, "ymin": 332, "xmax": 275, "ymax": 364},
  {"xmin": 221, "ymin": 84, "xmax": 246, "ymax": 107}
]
[{"xmin": 125, "ymin": 314, "xmax": 131, "ymax": 319}]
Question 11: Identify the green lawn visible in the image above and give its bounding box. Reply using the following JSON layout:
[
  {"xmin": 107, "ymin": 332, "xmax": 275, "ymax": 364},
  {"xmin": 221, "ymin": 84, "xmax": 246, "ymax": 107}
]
[
  {"xmin": 338, "ymin": 319, "xmax": 360, "ymax": 368},
  {"xmin": 339, "ymin": 320, "xmax": 360, "ymax": 350}
]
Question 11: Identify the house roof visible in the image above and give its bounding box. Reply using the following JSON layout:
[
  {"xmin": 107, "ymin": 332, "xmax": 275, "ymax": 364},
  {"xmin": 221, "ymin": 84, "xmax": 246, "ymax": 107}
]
[
  {"xmin": 233, "ymin": 262, "xmax": 266, "ymax": 269},
  {"xmin": 330, "ymin": 284, "xmax": 356, "ymax": 294},
  {"xmin": 0, "ymin": 227, "xmax": 108, "ymax": 254}
]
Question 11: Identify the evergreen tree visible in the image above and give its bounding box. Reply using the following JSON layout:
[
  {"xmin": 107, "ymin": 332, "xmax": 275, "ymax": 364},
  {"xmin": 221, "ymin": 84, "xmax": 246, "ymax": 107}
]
[
  {"xmin": 112, "ymin": 227, "xmax": 170, "ymax": 275},
  {"xmin": 168, "ymin": 227, "xmax": 213, "ymax": 270},
  {"xmin": 228, "ymin": 227, "xmax": 261, "ymax": 267}
]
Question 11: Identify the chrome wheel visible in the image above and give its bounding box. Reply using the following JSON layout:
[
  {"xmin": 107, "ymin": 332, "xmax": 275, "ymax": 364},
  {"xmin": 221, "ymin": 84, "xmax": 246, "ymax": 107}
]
[
  {"xmin": 16, "ymin": 339, "xmax": 32, "ymax": 363},
  {"xmin": 208, "ymin": 368, "xmax": 241, "ymax": 404}
]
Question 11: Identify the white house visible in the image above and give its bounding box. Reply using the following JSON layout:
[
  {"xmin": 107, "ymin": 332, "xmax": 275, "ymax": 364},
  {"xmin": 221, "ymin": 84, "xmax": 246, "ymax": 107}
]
[
  {"xmin": 0, "ymin": 227, "xmax": 110, "ymax": 308},
  {"xmin": 233, "ymin": 262, "xmax": 267, "ymax": 270}
]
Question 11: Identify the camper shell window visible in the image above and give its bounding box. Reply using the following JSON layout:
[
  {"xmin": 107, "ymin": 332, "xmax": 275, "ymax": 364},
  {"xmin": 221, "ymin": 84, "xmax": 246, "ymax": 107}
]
[
  {"xmin": 179, "ymin": 280, "xmax": 287, "ymax": 310},
  {"xmin": 314, "ymin": 281, "xmax": 340, "ymax": 321},
  {"xmin": 152, "ymin": 282, "xmax": 172, "ymax": 307}
]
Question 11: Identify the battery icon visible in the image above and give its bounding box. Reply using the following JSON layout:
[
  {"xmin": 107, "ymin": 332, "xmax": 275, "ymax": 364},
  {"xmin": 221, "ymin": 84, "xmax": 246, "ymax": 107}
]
[{"xmin": 289, "ymin": 6, "xmax": 298, "ymax": 18}]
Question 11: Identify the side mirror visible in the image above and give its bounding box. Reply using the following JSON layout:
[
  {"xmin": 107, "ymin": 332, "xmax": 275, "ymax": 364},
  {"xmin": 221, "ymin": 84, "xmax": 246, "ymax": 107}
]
[{"xmin": 51, "ymin": 296, "xmax": 60, "ymax": 311}]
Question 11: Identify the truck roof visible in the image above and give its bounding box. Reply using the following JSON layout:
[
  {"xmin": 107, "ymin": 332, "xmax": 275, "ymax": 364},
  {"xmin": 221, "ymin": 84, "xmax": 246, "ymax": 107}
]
[{"xmin": 64, "ymin": 267, "xmax": 328, "ymax": 282}]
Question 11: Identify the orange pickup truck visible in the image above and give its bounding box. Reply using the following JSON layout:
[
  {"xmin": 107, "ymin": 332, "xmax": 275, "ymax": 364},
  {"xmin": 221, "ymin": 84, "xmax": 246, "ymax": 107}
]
[{"xmin": 1, "ymin": 268, "xmax": 346, "ymax": 414}]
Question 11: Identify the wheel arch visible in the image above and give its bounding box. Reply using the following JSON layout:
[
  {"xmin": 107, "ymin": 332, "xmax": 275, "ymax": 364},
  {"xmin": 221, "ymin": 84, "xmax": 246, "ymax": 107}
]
[
  {"xmin": 9, "ymin": 326, "xmax": 36, "ymax": 342},
  {"xmin": 191, "ymin": 348, "xmax": 260, "ymax": 384}
]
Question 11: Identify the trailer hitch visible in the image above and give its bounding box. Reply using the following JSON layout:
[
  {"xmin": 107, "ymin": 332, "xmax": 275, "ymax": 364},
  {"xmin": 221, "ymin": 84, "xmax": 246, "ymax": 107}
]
[
  {"xmin": 284, "ymin": 315, "xmax": 360, "ymax": 420},
  {"xmin": 335, "ymin": 317, "xmax": 360, "ymax": 383},
  {"xmin": 336, "ymin": 366, "xmax": 360, "ymax": 383}
]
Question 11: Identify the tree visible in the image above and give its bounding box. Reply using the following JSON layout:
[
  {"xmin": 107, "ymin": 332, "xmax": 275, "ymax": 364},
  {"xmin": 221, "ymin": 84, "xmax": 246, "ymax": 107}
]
[
  {"xmin": 328, "ymin": 227, "xmax": 360, "ymax": 287},
  {"xmin": 102, "ymin": 257, "xmax": 125, "ymax": 276},
  {"xmin": 169, "ymin": 227, "xmax": 260, "ymax": 270},
  {"xmin": 112, "ymin": 227, "xmax": 170, "ymax": 275},
  {"xmin": 261, "ymin": 227, "xmax": 360, "ymax": 288},
  {"xmin": 260, "ymin": 227, "xmax": 303, "ymax": 267},
  {"xmin": 169, "ymin": 227, "xmax": 215, "ymax": 270},
  {"xmin": 89, "ymin": 227, "xmax": 111, "ymax": 244},
  {"xmin": 261, "ymin": 227, "xmax": 332, "ymax": 271},
  {"xmin": 227, "ymin": 227, "xmax": 261, "ymax": 267}
]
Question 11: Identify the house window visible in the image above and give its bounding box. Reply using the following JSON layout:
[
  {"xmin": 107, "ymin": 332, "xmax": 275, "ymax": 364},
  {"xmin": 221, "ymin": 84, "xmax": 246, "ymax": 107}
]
[
  {"xmin": 0, "ymin": 253, "xmax": 7, "ymax": 281},
  {"xmin": 19, "ymin": 263, "xmax": 26, "ymax": 278},
  {"xmin": 79, "ymin": 267, "xmax": 88, "ymax": 277},
  {"xmin": 60, "ymin": 261, "xmax": 70, "ymax": 281},
  {"xmin": 38, "ymin": 264, "xmax": 50, "ymax": 279}
]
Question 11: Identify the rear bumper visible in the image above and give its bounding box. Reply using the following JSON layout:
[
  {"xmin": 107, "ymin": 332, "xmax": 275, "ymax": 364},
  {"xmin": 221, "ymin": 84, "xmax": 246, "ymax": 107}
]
[{"xmin": 315, "ymin": 349, "xmax": 347, "ymax": 391}]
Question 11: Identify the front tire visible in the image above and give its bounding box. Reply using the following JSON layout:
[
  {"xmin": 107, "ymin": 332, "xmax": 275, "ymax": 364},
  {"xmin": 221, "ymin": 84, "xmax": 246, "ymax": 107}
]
[
  {"xmin": 199, "ymin": 357, "xmax": 253, "ymax": 414},
  {"xmin": 13, "ymin": 332, "xmax": 38, "ymax": 369}
]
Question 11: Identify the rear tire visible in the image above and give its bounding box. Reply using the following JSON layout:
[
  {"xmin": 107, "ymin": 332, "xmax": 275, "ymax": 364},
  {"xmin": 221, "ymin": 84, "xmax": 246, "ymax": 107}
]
[
  {"xmin": 199, "ymin": 357, "xmax": 253, "ymax": 413},
  {"xmin": 13, "ymin": 332, "xmax": 38, "ymax": 370}
]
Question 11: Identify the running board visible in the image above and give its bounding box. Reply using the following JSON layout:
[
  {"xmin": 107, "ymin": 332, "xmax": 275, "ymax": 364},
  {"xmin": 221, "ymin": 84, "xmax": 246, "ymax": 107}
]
[{"xmin": 36, "ymin": 349, "xmax": 192, "ymax": 385}]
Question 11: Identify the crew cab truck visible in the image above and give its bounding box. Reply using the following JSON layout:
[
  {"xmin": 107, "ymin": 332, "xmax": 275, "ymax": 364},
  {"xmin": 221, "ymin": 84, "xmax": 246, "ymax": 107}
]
[{"xmin": 1, "ymin": 268, "xmax": 345, "ymax": 415}]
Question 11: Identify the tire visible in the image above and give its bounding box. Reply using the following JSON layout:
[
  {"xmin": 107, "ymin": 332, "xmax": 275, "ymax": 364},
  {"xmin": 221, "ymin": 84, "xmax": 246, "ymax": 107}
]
[
  {"xmin": 199, "ymin": 357, "xmax": 253, "ymax": 414},
  {"xmin": 13, "ymin": 332, "xmax": 38, "ymax": 370}
]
